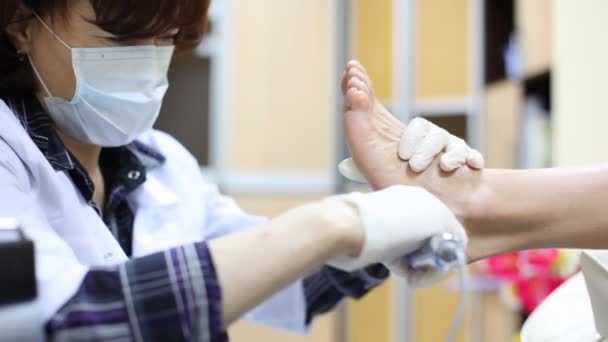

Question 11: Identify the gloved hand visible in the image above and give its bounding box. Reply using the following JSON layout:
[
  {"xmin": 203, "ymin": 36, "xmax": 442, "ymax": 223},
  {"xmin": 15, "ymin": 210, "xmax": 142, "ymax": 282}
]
[
  {"xmin": 339, "ymin": 117, "xmax": 484, "ymax": 183},
  {"xmin": 326, "ymin": 185, "xmax": 467, "ymax": 288}
]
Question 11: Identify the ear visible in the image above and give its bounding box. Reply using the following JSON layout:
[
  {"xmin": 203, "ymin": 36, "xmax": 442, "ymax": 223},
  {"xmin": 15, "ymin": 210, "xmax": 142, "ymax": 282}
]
[{"xmin": 4, "ymin": 5, "xmax": 36, "ymax": 54}]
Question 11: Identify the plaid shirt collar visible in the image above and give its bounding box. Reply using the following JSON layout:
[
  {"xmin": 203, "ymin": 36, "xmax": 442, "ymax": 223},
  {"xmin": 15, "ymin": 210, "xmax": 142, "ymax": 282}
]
[
  {"xmin": 5, "ymin": 95, "xmax": 165, "ymax": 172},
  {"xmin": 4, "ymin": 95, "xmax": 166, "ymax": 208}
]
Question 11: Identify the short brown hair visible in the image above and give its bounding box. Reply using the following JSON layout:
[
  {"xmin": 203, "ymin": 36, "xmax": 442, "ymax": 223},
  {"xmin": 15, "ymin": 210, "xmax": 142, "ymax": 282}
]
[{"xmin": 0, "ymin": 0, "xmax": 210, "ymax": 98}]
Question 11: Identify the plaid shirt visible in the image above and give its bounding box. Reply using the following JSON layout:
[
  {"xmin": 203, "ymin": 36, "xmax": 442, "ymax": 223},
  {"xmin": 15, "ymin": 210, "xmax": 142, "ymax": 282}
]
[{"xmin": 5, "ymin": 95, "xmax": 388, "ymax": 341}]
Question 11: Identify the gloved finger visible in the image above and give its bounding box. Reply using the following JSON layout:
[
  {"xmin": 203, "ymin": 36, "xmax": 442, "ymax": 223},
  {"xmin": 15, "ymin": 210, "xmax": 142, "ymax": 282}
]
[
  {"xmin": 439, "ymin": 136, "xmax": 468, "ymax": 172},
  {"xmin": 338, "ymin": 158, "xmax": 368, "ymax": 183},
  {"xmin": 466, "ymin": 147, "xmax": 485, "ymax": 169},
  {"xmin": 408, "ymin": 125, "xmax": 449, "ymax": 173},
  {"xmin": 398, "ymin": 117, "xmax": 430, "ymax": 161}
]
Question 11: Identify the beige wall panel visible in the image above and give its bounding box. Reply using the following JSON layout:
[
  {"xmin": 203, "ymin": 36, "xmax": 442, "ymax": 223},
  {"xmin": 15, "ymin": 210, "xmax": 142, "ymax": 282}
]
[
  {"xmin": 480, "ymin": 292, "xmax": 519, "ymax": 342},
  {"xmin": 232, "ymin": 195, "xmax": 325, "ymax": 217},
  {"xmin": 352, "ymin": 0, "xmax": 393, "ymax": 101},
  {"xmin": 230, "ymin": 316, "xmax": 337, "ymax": 342},
  {"xmin": 416, "ymin": 0, "xmax": 469, "ymax": 98},
  {"xmin": 554, "ymin": 0, "xmax": 608, "ymax": 165},
  {"xmin": 413, "ymin": 280, "xmax": 471, "ymax": 342},
  {"xmin": 484, "ymin": 81, "xmax": 522, "ymax": 168},
  {"xmin": 516, "ymin": 0, "xmax": 552, "ymax": 78},
  {"xmin": 228, "ymin": 0, "xmax": 335, "ymax": 172},
  {"xmin": 348, "ymin": 2, "xmax": 394, "ymax": 340},
  {"xmin": 349, "ymin": 279, "xmax": 392, "ymax": 342},
  {"xmin": 228, "ymin": 194, "xmax": 336, "ymax": 342}
]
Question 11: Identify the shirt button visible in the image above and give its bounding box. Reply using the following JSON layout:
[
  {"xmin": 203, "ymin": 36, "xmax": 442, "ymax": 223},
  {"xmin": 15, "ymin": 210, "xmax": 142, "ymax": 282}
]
[{"xmin": 127, "ymin": 170, "xmax": 141, "ymax": 180}]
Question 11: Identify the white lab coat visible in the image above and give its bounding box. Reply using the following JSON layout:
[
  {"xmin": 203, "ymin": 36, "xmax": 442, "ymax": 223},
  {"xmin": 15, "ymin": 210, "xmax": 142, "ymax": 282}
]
[
  {"xmin": 0, "ymin": 100, "xmax": 307, "ymax": 333},
  {"xmin": 521, "ymin": 251, "xmax": 608, "ymax": 341}
]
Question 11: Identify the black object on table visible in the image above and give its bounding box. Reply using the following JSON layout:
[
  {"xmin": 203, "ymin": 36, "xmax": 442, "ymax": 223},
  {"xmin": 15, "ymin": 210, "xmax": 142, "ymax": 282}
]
[{"xmin": 0, "ymin": 218, "xmax": 36, "ymax": 305}]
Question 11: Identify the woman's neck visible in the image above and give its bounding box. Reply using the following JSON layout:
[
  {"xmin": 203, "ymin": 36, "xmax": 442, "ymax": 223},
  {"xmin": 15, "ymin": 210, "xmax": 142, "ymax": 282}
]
[
  {"xmin": 57, "ymin": 130, "xmax": 106, "ymax": 212},
  {"xmin": 35, "ymin": 93, "xmax": 106, "ymax": 211},
  {"xmin": 56, "ymin": 129, "xmax": 102, "ymax": 173}
]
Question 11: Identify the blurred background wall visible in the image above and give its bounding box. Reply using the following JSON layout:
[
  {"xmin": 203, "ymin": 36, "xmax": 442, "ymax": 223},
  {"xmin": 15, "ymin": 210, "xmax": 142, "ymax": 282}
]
[
  {"xmin": 554, "ymin": 0, "xmax": 608, "ymax": 165},
  {"xmin": 154, "ymin": 0, "xmax": 608, "ymax": 340}
]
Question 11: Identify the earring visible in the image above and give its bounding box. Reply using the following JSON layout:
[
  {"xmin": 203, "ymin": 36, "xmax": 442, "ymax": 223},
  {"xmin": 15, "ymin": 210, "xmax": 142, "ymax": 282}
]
[{"xmin": 16, "ymin": 51, "xmax": 26, "ymax": 62}]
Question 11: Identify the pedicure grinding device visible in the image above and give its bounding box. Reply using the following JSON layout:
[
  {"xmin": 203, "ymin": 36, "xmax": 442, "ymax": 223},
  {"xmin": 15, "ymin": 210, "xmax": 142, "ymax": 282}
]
[{"xmin": 406, "ymin": 233, "xmax": 469, "ymax": 342}]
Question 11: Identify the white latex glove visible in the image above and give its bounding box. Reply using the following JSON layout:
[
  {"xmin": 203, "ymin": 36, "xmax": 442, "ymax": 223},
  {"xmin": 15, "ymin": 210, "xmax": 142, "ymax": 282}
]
[
  {"xmin": 339, "ymin": 117, "xmax": 485, "ymax": 183},
  {"xmin": 326, "ymin": 185, "xmax": 468, "ymax": 288}
]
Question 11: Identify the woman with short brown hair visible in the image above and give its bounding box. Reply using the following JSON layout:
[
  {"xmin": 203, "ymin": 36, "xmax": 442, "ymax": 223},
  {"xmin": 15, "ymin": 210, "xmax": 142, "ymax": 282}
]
[{"xmin": 0, "ymin": 1, "xmax": 480, "ymax": 341}]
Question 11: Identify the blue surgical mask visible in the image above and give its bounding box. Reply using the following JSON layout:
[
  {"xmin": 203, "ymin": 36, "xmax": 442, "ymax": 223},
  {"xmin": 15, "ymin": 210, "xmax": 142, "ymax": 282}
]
[{"xmin": 29, "ymin": 12, "xmax": 174, "ymax": 147}]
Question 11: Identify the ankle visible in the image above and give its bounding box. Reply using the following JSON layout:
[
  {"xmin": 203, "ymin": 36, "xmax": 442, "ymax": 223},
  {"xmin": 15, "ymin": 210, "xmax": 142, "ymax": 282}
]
[{"xmin": 429, "ymin": 168, "xmax": 490, "ymax": 250}]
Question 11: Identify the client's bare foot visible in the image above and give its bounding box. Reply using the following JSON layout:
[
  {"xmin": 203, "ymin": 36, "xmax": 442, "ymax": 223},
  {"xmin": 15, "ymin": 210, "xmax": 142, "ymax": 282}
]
[
  {"xmin": 341, "ymin": 61, "xmax": 483, "ymax": 224},
  {"xmin": 341, "ymin": 60, "xmax": 409, "ymax": 190}
]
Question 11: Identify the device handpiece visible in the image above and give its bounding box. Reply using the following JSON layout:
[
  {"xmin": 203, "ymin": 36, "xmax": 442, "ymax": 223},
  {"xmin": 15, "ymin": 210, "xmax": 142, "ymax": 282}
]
[{"xmin": 407, "ymin": 232, "xmax": 463, "ymax": 271}]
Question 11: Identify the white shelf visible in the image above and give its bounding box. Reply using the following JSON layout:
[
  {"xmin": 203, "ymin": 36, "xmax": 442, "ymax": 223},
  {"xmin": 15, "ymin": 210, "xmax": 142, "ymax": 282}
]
[
  {"xmin": 219, "ymin": 170, "xmax": 335, "ymax": 195},
  {"xmin": 412, "ymin": 97, "xmax": 473, "ymax": 117}
]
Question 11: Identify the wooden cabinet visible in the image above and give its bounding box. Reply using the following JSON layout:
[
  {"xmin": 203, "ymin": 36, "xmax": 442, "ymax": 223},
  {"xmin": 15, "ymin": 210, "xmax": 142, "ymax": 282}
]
[
  {"xmin": 416, "ymin": 0, "xmax": 470, "ymax": 98},
  {"xmin": 516, "ymin": 0, "xmax": 552, "ymax": 78},
  {"xmin": 223, "ymin": 1, "xmax": 339, "ymax": 341},
  {"xmin": 227, "ymin": 0, "xmax": 335, "ymax": 173},
  {"xmin": 352, "ymin": 0, "xmax": 393, "ymax": 101},
  {"xmin": 484, "ymin": 81, "xmax": 523, "ymax": 169}
]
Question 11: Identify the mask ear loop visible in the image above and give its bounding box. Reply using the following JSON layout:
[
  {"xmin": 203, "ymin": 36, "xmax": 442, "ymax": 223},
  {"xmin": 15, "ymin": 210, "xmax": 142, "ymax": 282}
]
[
  {"xmin": 31, "ymin": 11, "xmax": 71, "ymax": 50},
  {"xmin": 28, "ymin": 11, "xmax": 72, "ymax": 98},
  {"xmin": 27, "ymin": 56, "xmax": 53, "ymax": 97}
]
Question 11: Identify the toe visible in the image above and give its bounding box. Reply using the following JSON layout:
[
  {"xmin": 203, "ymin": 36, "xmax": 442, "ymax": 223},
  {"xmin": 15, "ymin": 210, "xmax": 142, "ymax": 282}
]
[
  {"xmin": 347, "ymin": 60, "xmax": 361, "ymax": 69},
  {"xmin": 343, "ymin": 60, "xmax": 365, "ymax": 95},
  {"xmin": 348, "ymin": 68, "xmax": 372, "ymax": 92},
  {"xmin": 346, "ymin": 87, "xmax": 371, "ymax": 112},
  {"xmin": 347, "ymin": 60, "xmax": 368, "ymax": 75},
  {"xmin": 356, "ymin": 62, "xmax": 369, "ymax": 76},
  {"xmin": 347, "ymin": 76, "xmax": 368, "ymax": 93},
  {"xmin": 347, "ymin": 64, "xmax": 376, "ymax": 102},
  {"xmin": 345, "ymin": 75, "xmax": 372, "ymax": 112},
  {"xmin": 341, "ymin": 70, "xmax": 348, "ymax": 95},
  {"xmin": 349, "ymin": 61, "xmax": 370, "ymax": 82}
]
